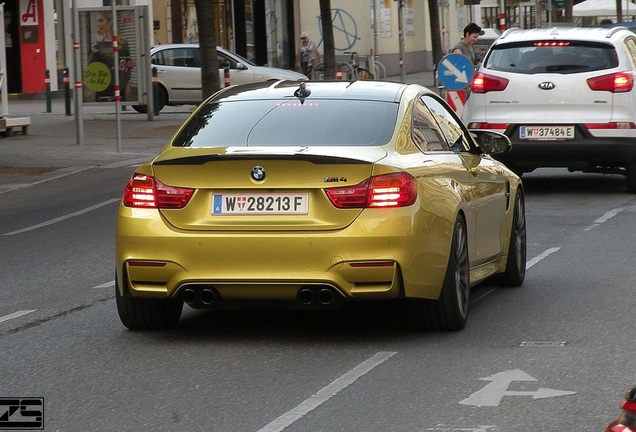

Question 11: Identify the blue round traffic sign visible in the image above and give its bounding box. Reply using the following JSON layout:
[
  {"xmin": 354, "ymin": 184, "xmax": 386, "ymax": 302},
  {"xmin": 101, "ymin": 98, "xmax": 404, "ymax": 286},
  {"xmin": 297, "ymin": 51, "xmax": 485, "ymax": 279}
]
[{"xmin": 437, "ymin": 53, "xmax": 475, "ymax": 91}]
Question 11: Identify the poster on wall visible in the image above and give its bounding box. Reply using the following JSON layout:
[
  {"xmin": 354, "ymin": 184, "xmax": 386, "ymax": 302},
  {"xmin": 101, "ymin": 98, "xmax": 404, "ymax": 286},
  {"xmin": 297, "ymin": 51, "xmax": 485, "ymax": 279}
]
[
  {"xmin": 80, "ymin": 8, "xmax": 140, "ymax": 104},
  {"xmin": 380, "ymin": 7, "xmax": 391, "ymax": 38},
  {"xmin": 405, "ymin": 7, "xmax": 414, "ymax": 35}
]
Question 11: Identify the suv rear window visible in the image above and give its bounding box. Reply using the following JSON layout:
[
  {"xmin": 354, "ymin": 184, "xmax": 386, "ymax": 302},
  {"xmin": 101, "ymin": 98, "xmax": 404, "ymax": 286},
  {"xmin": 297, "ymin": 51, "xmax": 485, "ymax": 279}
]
[{"xmin": 484, "ymin": 41, "xmax": 618, "ymax": 74}]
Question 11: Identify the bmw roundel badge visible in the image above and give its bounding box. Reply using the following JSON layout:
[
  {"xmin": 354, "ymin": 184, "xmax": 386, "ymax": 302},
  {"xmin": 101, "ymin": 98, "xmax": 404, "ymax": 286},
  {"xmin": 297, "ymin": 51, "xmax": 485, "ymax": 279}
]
[{"xmin": 251, "ymin": 166, "xmax": 266, "ymax": 181}]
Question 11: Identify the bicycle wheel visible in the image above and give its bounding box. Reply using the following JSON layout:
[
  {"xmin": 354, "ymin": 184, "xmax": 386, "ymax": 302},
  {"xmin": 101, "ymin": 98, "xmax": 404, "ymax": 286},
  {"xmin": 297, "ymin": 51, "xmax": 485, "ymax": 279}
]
[
  {"xmin": 358, "ymin": 68, "xmax": 372, "ymax": 80},
  {"xmin": 338, "ymin": 63, "xmax": 355, "ymax": 81},
  {"xmin": 310, "ymin": 63, "xmax": 325, "ymax": 80},
  {"xmin": 373, "ymin": 62, "xmax": 386, "ymax": 81}
]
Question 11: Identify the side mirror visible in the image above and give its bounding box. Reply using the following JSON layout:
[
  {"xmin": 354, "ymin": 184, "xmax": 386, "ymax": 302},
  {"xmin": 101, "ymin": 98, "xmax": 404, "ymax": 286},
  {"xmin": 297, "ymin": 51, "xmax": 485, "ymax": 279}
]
[
  {"xmin": 470, "ymin": 130, "xmax": 511, "ymax": 154},
  {"xmin": 235, "ymin": 62, "xmax": 247, "ymax": 70}
]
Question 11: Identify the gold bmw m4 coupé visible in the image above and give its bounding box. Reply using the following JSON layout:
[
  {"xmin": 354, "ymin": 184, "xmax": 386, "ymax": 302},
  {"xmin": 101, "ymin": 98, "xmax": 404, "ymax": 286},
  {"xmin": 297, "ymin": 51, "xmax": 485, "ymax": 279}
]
[{"xmin": 115, "ymin": 80, "xmax": 526, "ymax": 331}]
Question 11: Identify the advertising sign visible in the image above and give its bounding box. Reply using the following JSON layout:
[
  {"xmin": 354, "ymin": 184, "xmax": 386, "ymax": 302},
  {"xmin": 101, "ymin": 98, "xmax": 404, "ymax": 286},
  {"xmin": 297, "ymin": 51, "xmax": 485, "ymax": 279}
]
[{"xmin": 79, "ymin": 8, "xmax": 140, "ymax": 104}]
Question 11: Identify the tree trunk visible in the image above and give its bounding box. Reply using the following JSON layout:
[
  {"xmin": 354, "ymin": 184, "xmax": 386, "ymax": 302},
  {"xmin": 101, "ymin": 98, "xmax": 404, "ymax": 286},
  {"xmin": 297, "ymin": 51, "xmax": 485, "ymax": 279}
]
[
  {"xmin": 616, "ymin": 0, "xmax": 624, "ymax": 22},
  {"xmin": 194, "ymin": 0, "xmax": 221, "ymax": 99},
  {"xmin": 319, "ymin": 0, "xmax": 336, "ymax": 79},
  {"xmin": 428, "ymin": 0, "xmax": 444, "ymax": 66},
  {"xmin": 564, "ymin": 0, "xmax": 574, "ymax": 23}
]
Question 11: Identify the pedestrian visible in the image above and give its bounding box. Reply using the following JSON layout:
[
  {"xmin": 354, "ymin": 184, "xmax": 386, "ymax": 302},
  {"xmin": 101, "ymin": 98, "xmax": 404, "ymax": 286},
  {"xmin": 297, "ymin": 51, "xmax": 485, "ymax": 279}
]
[
  {"xmin": 296, "ymin": 32, "xmax": 321, "ymax": 77},
  {"xmin": 452, "ymin": 23, "xmax": 482, "ymax": 66}
]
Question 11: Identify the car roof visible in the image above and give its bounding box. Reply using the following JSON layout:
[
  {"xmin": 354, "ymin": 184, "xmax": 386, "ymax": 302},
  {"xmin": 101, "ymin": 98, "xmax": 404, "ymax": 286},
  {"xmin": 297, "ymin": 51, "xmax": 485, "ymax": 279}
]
[
  {"xmin": 151, "ymin": 43, "xmax": 228, "ymax": 52},
  {"xmin": 495, "ymin": 26, "xmax": 632, "ymax": 44},
  {"xmin": 207, "ymin": 80, "xmax": 425, "ymax": 104}
]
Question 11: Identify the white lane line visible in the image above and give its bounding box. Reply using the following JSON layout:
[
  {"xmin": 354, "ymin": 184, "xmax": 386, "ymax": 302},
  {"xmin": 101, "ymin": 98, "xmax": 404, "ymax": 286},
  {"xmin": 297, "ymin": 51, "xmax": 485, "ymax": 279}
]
[
  {"xmin": 93, "ymin": 281, "xmax": 115, "ymax": 289},
  {"xmin": 2, "ymin": 198, "xmax": 121, "ymax": 236},
  {"xmin": 257, "ymin": 351, "xmax": 397, "ymax": 432},
  {"xmin": 0, "ymin": 310, "xmax": 36, "ymax": 324},
  {"xmin": 585, "ymin": 207, "xmax": 624, "ymax": 231},
  {"xmin": 526, "ymin": 247, "xmax": 560, "ymax": 269}
]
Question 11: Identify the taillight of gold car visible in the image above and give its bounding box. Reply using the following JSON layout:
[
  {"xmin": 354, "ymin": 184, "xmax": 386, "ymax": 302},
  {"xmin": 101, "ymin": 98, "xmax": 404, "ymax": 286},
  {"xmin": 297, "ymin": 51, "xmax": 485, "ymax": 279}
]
[
  {"xmin": 325, "ymin": 172, "xmax": 417, "ymax": 209},
  {"xmin": 123, "ymin": 174, "xmax": 194, "ymax": 209}
]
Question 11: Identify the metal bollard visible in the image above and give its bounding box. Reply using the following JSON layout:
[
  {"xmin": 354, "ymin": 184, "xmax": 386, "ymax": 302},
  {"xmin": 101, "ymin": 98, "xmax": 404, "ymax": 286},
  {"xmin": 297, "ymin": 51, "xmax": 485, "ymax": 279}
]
[
  {"xmin": 44, "ymin": 69, "xmax": 51, "ymax": 113},
  {"xmin": 63, "ymin": 67, "xmax": 71, "ymax": 116},
  {"xmin": 152, "ymin": 66, "xmax": 159, "ymax": 116},
  {"xmin": 224, "ymin": 64, "xmax": 230, "ymax": 87}
]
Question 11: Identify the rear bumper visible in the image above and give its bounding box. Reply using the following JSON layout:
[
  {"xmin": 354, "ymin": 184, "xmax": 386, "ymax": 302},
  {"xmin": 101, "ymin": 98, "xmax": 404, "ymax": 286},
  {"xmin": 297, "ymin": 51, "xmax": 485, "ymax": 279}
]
[
  {"xmin": 115, "ymin": 206, "xmax": 453, "ymax": 302},
  {"xmin": 495, "ymin": 126, "xmax": 636, "ymax": 170}
]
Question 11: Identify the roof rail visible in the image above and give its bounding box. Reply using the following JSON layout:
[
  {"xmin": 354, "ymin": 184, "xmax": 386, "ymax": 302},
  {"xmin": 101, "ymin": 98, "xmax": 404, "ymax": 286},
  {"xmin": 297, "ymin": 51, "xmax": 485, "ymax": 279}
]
[
  {"xmin": 499, "ymin": 27, "xmax": 522, "ymax": 39},
  {"xmin": 606, "ymin": 26, "xmax": 628, "ymax": 38}
]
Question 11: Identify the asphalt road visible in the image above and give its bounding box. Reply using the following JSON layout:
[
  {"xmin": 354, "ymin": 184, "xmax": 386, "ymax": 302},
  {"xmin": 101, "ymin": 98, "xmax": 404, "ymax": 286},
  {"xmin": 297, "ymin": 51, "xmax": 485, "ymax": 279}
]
[{"xmin": 0, "ymin": 166, "xmax": 634, "ymax": 431}]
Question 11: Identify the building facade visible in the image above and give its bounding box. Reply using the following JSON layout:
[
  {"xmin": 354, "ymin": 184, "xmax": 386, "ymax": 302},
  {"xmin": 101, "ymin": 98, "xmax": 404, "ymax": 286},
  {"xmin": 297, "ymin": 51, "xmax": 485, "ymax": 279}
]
[{"xmin": 6, "ymin": 0, "xmax": 518, "ymax": 96}]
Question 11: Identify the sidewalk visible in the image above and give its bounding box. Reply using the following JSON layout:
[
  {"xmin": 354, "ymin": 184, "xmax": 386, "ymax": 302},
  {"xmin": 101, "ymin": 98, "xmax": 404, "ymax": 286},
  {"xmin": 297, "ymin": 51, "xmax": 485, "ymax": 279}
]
[{"xmin": 0, "ymin": 71, "xmax": 436, "ymax": 193}]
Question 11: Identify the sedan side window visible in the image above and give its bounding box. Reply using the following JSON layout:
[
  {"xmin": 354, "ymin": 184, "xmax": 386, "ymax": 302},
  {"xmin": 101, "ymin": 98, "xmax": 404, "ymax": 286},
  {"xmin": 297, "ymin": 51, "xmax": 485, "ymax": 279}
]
[
  {"xmin": 411, "ymin": 98, "xmax": 448, "ymax": 152},
  {"xmin": 156, "ymin": 48, "xmax": 196, "ymax": 67},
  {"xmin": 421, "ymin": 95, "xmax": 471, "ymax": 152}
]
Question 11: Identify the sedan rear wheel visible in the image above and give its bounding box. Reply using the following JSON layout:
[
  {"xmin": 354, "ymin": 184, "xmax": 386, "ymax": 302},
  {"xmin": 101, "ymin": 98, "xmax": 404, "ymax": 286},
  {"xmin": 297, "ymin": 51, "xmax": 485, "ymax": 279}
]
[
  {"xmin": 116, "ymin": 276, "xmax": 183, "ymax": 330},
  {"xmin": 411, "ymin": 216, "xmax": 470, "ymax": 331},
  {"xmin": 131, "ymin": 86, "xmax": 168, "ymax": 114},
  {"xmin": 498, "ymin": 189, "xmax": 527, "ymax": 287}
]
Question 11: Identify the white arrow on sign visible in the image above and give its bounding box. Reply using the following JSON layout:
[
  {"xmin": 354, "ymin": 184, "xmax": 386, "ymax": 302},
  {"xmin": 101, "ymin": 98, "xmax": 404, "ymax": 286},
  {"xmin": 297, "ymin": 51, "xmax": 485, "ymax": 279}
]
[
  {"xmin": 459, "ymin": 369, "xmax": 576, "ymax": 407},
  {"xmin": 441, "ymin": 58, "xmax": 468, "ymax": 84}
]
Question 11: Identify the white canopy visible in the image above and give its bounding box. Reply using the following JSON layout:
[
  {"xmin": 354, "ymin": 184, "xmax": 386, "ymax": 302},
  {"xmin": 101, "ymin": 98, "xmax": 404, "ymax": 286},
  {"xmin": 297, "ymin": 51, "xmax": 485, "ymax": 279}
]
[{"xmin": 573, "ymin": 0, "xmax": 635, "ymax": 17}]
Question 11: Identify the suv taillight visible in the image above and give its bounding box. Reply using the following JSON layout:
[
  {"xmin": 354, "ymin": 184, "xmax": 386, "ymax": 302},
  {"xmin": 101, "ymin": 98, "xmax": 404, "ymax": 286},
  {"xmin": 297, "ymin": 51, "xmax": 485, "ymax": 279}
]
[
  {"xmin": 325, "ymin": 173, "xmax": 417, "ymax": 209},
  {"xmin": 587, "ymin": 72, "xmax": 634, "ymax": 93},
  {"xmin": 123, "ymin": 174, "xmax": 194, "ymax": 209},
  {"xmin": 471, "ymin": 72, "xmax": 509, "ymax": 93}
]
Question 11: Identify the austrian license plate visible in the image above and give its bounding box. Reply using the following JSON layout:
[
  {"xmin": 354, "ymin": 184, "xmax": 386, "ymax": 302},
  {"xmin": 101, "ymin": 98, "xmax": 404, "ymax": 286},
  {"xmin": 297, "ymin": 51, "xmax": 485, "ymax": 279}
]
[
  {"xmin": 212, "ymin": 193, "xmax": 309, "ymax": 215},
  {"xmin": 519, "ymin": 125, "xmax": 575, "ymax": 140}
]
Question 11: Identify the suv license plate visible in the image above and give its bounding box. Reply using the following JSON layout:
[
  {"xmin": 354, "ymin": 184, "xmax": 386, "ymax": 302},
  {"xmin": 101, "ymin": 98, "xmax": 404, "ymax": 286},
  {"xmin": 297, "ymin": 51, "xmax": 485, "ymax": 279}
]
[
  {"xmin": 519, "ymin": 126, "xmax": 575, "ymax": 140},
  {"xmin": 212, "ymin": 193, "xmax": 309, "ymax": 215}
]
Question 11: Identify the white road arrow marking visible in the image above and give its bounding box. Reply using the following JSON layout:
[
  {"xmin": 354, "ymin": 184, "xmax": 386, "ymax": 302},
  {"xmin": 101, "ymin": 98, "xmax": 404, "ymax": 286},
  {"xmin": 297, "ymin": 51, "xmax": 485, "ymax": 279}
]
[
  {"xmin": 442, "ymin": 58, "xmax": 468, "ymax": 84},
  {"xmin": 459, "ymin": 369, "xmax": 576, "ymax": 407}
]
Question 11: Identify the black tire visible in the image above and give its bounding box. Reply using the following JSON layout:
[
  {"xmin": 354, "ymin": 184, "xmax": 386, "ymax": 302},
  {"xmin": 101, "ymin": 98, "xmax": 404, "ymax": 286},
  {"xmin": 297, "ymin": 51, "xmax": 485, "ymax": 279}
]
[
  {"xmin": 130, "ymin": 86, "xmax": 168, "ymax": 114},
  {"xmin": 411, "ymin": 216, "xmax": 470, "ymax": 331},
  {"xmin": 116, "ymin": 276, "xmax": 182, "ymax": 330},
  {"xmin": 498, "ymin": 189, "xmax": 527, "ymax": 287},
  {"xmin": 627, "ymin": 162, "xmax": 636, "ymax": 193}
]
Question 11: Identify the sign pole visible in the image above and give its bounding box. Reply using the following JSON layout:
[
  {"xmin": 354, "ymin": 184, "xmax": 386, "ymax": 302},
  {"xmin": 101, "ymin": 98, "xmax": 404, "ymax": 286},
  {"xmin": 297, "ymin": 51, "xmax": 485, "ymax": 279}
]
[
  {"xmin": 72, "ymin": 0, "xmax": 84, "ymax": 146},
  {"xmin": 0, "ymin": 4, "xmax": 8, "ymax": 118},
  {"xmin": 397, "ymin": 0, "xmax": 405, "ymax": 83},
  {"xmin": 112, "ymin": 2, "xmax": 122, "ymax": 153}
]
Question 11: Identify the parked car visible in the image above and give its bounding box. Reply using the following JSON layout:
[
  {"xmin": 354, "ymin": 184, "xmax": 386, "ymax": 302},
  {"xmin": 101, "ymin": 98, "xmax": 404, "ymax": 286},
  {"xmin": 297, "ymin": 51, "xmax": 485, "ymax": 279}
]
[
  {"xmin": 133, "ymin": 44, "xmax": 307, "ymax": 113},
  {"xmin": 115, "ymin": 80, "xmax": 526, "ymax": 331},
  {"xmin": 606, "ymin": 387, "xmax": 636, "ymax": 431},
  {"xmin": 462, "ymin": 26, "xmax": 636, "ymax": 192}
]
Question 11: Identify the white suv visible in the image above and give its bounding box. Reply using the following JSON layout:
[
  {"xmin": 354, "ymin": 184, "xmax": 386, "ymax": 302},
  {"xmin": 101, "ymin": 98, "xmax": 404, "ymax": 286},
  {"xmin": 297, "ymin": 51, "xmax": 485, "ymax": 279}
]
[{"xmin": 462, "ymin": 26, "xmax": 636, "ymax": 192}]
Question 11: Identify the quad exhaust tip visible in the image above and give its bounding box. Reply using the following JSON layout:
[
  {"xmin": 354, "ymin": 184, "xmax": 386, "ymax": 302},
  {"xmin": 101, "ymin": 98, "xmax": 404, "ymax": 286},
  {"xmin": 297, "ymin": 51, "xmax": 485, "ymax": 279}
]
[
  {"xmin": 297, "ymin": 286, "xmax": 342, "ymax": 308},
  {"xmin": 181, "ymin": 286, "xmax": 219, "ymax": 308}
]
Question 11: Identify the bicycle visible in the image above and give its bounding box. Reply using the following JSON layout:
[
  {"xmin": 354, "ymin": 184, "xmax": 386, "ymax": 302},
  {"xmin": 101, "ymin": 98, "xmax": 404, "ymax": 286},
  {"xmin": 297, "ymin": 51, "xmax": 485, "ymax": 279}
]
[
  {"xmin": 308, "ymin": 61, "xmax": 358, "ymax": 81},
  {"xmin": 343, "ymin": 51, "xmax": 373, "ymax": 80}
]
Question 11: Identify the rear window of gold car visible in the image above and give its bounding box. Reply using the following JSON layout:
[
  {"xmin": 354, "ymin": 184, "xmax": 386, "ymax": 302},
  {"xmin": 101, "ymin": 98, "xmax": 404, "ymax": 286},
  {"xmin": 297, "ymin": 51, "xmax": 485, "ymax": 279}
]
[{"xmin": 172, "ymin": 100, "xmax": 399, "ymax": 147}]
